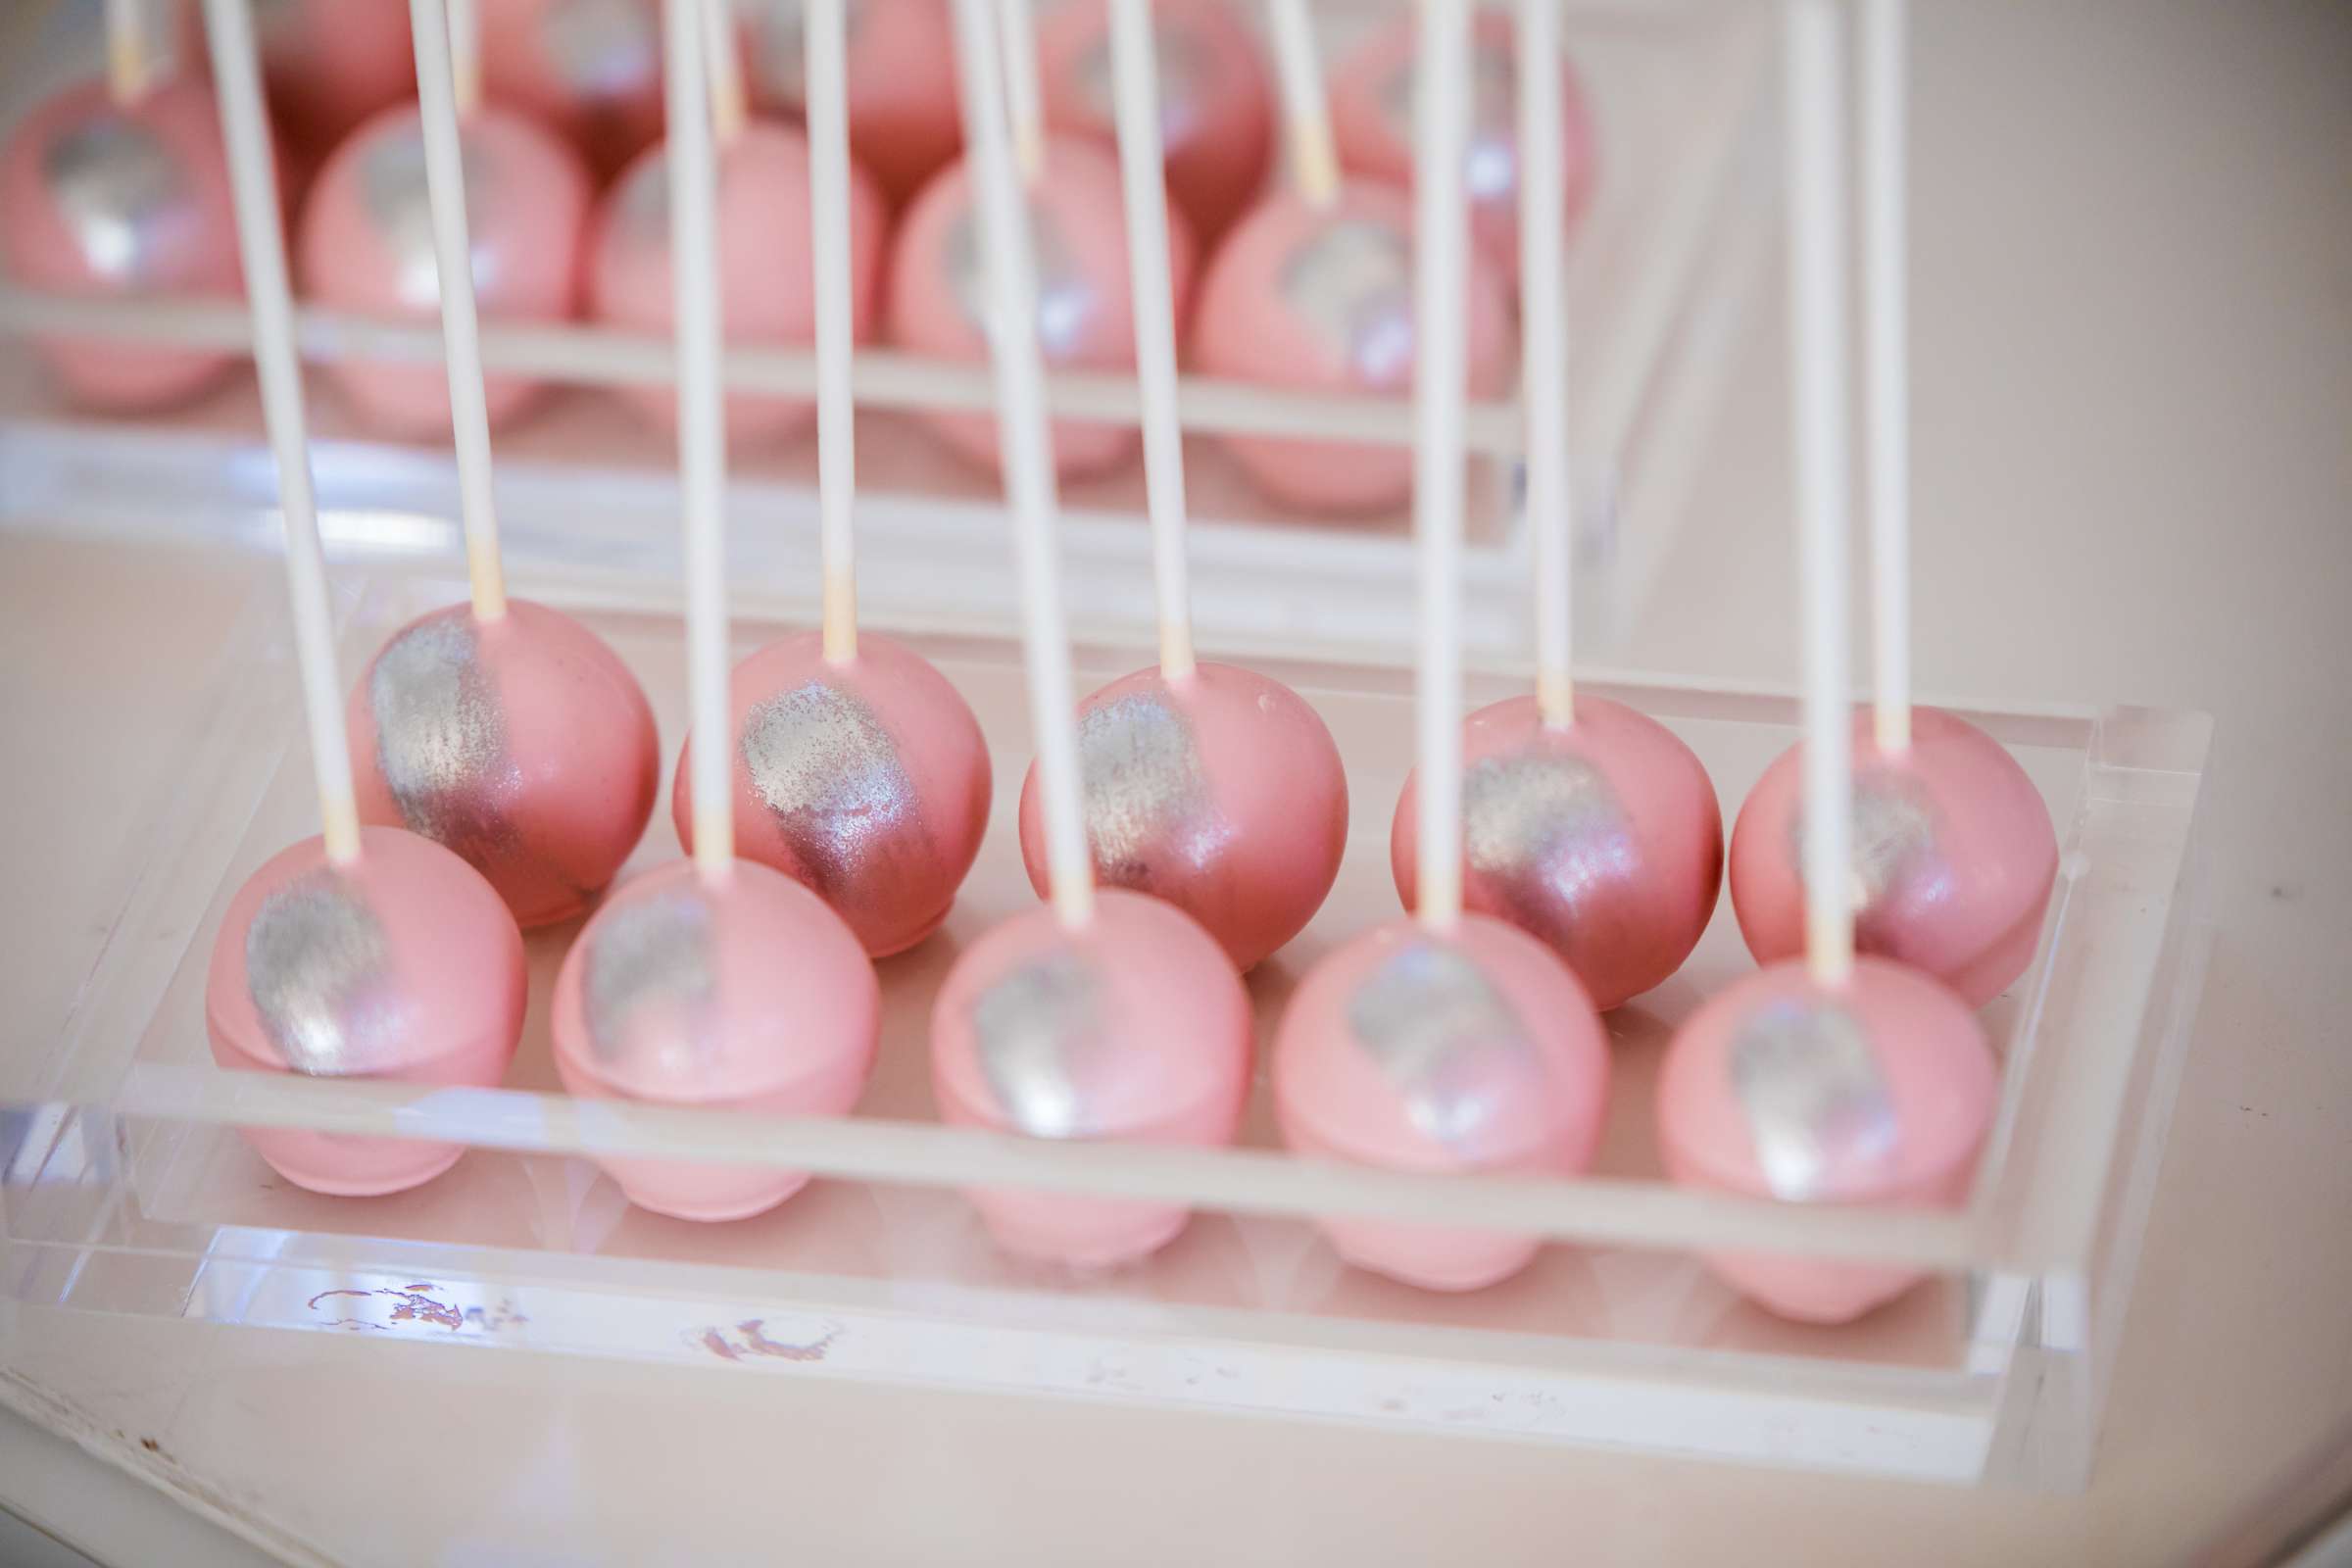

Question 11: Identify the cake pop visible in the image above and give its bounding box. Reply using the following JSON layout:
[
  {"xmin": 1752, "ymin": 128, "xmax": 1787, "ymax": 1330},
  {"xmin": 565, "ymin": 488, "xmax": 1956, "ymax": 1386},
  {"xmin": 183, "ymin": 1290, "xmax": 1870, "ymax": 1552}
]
[
  {"xmin": 1729, "ymin": 707, "xmax": 2056, "ymax": 1008},
  {"xmin": 0, "ymin": 77, "xmax": 241, "ymax": 408},
  {"xmin": 735, "ymin": 0, "xmax": 963, "ymax": 202},
  {"xmin": 666, "ymin": 0, "xmax": 992, "ymax": 958},
  {"xmin": 1729, "ymin": 0, "xmax": 2055, "ymax": 1010},
  {"xmin": 888, "ymin": 134, "xmax": 1196, "ymax": 478},
  {"xmin": 339, "ymin": 0, "xmax": 658, "ymax": 930},
  {"xmin": 298, "ymin": 103, "xmax": 591, "ymax": 435},
  {"xmin": 1392, "ymin": 694, "xmax": 1719, "ymax": 1009},
  {"xmin": 589, "ymin": 119, "xmax": 888, "ymax": 443},
  {"xmin": 1036, "ymin": 0, "xmax": 1272, "ymax": 241},
  {"xmin": 1276, "ymin": 0, "xmax": 1607, "ymax": 1293},
  {"xmin": 1013, "ymin": 0, "xmax": 1345, "ymax": 972},
  {"xmin": 553, "ymin": 0, "xmax": 879, "ymax": 1224},
  {"xmin": 477, "ymin": 0, "xmax": 664, "ymax": 173},
  {"xmin": 1662, "ymin": 2, "xmax": 1996, "ymax": 1325},
  {"xmin": 1327, "ymin": 8, "xmax": 1597, "ymax": 287},
  {"xmin": 1275, "ymin": 914, "xmax": 1609, "ymax": 1289},
  {"xmin": 177, "ymin": 0, "xmax": 416, "ymax": 151},
  {"xmin": 931, "ymin": 0, "xmax": 1251, "ymax": 1268},
  {"xmin": 1191, "ymin": 0, "xmax": 1511, "ymax": 514},
  {"xmin": 198, "ymin": 0, "xmax": 524, "ymax": 1198}
]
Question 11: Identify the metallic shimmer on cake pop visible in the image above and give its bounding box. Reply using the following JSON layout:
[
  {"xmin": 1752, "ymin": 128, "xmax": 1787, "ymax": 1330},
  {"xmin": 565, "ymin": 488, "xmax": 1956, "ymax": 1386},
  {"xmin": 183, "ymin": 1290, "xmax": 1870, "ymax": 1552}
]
[
  {"xmin": 42, "ymin": 118, "xmax": 184, "ymax": 286},
  {"xmin": 740, "ymin": 681, "xmax": 923, "ymax": 895},
  {"xmin": 359, "ymin": 125, "xmax": 499, "ymax": 309},
  {"xmin": 742, "ymin": 0, "xmax": 873, "ymax": 110},
  {"xmin": 1073, "ymin": 689, "xmax": 1229, "ymax": 892},
  {"xmin": 368, "ymin": 612, "xmax": 524, "ymax": 863},
  {"xmin": 1347, "ymin": 942, "xmax": 1542, "ymax": 1154},
  {"xmin": 1073, "ymin": 23, "xmax": 1210, "ymax": 139},
  {"xmin": 1379, "ymin": 41, "xmax": 1520, "ymax": 200},
  {"xmin": 1278, "ymin": 218, "xmax": 1413, "ymax": 384},
  {"xmin": 582, "ymin": 887, "xmax": 717, "ymax": 1075},
  {"xmin": 1791, "ymin": 770, "xmax": 1946, "ymax": 919},
  {"xmin": 970, "ymin": 951, "xmax": 1109, "ymax": 1138},
  {"xmin": 1460, "ymin": 750, "xmax": 1637, "ymax": 944},
  {"xmin": 539, "ymin": 0, "xmax": 659, "ymax": 97},
  {"xmin": 245, "ymin": 873, "xmax": 406, "ymax": 1075},
  {"xmin": 1729, "ymin": 997, "xmax": 1899, "ymax": 1200},
  {"xmin": 943, "ymin": 199, "xmax": 1095, "ymax": 359}
]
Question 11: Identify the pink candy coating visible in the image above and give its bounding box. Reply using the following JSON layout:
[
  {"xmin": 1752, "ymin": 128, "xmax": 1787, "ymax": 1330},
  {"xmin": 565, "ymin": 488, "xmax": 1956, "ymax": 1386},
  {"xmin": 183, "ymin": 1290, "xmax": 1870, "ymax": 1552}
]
[
  {"xmin": 931, "ymin": 891, "xmax": 1252, "ymax": 1267},
  {"xmin": 298, "ymin": 104, "xmax": 590, "ymax": 436},
  {"xmin": 1326, "ymin": 9, "xmax": 1597, "ymax": 287},
  {"xmin": 887, "ymin": 136, "xmax": 1197, "ymax": 479},
  {"xmin": 477, "ymin": 0, "xmax": 662, "ymax": 175},
  {"xmin": 672, "ymin": 630, "xmax": 993, "ymax": 958},
  {"xmin": 1190, "ymin": 181, "xmax": 1511, "ymax": 514},
  {"xmin": 205, "ymin": 826, "xmax": 526, "ymax": 1196},
  {"xmin": 178, "ymin": 0, "xmax": 416, "ymax": 151},
  {"xmin": 1273, "ymin": 914, "xmax": 1609, "ymax": 1292},
  {"xmin": 736, "ymin": 0, "xmax": 963, "ymax": 204},
  {"xmin": 1655, "ymin": 956, "xmax": 1997, "ymax": 1323},
  {"xmin": 346, "ymin": 599, "xmax": 660, "ymax": 931},
  {"xmin": 0, "ymin": 78, "xmax": 241, "ymax": 409},
  {"xmin": 1037, "ymin": 0, "xmax": 1274, "ymax": 241},
  {"xmin": 1729, "ymin": 706, "xmax": 2060, "ymax": 1008},
  {"xmin": 588, "ymin": 119, "xmax": 887, "ymax": 443},
  {"xmin": 1015, "ymin": 661, "xmax": 1347, "ymax": 971},
  {"xmin": 1391, "ymin": 693, "xmax": 1722, "ymax": 1010},
  {"xmin": 551, "ymin": 858, "xmax": 880, "ymax": 1221}
]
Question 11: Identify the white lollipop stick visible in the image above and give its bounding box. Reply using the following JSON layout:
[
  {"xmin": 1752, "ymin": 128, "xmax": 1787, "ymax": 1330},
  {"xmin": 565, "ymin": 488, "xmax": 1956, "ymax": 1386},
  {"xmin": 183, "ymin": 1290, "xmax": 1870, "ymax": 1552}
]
[
  {"xmin": 1410, "ymin": 0, "xmax": 1470, "ymax": 932},
  {"xmin": 107, "ymin": 0, "xmax": 170, "ymax": 105},
  {"xmin": 1862, "ymin": 0, "xmax": 1910, "ymax": 755},
  {"xmin": 410, "ymin": 0, "xmax": 508, "ymax": 621},
  {"xmin": 1108, "ymin": 0, "xmax": 1194, "ymax": 681},
  {"xmin": 668, "ymin": 0, "xmax": 735, "ymax": 881},
  {"xmin": 996, "ymin": 0, "xmax": 1046, "ymax": 183},
  {"xmin": 1266, "ymin": 0, "xmax": 1338, "ymax": 209},
  {"xmin": 203, "ymin": 0, "xmax": 362, "ymax": 864},
  {"xmin": 1784, "ymin": 0, "xmax": 1855, "ymax": 988},
  {"xmin": 953, "ymin": 0, "xmax": 1093, "ymax": 930},
  {"xmin": 703, "ymin": 0, "xmax": 749, "ymax": 142},
  {"xmin": 447, "ymin": 0, "xmax": 481, "ymax": 115},
  {"xmin": 1518, "ymin": 0, "xmax": 1572, "ymax": 726},
  {"xmin": 807, "ymin": 0, "xmax": 859, "ymax": 662}
]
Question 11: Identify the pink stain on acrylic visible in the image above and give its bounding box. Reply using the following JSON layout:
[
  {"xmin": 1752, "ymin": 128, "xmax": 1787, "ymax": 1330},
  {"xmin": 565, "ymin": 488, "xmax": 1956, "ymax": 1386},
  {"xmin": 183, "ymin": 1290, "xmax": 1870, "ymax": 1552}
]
[{"xmin": 697, "ymin": 1319, "xmax": 840, "ymax": 1363}]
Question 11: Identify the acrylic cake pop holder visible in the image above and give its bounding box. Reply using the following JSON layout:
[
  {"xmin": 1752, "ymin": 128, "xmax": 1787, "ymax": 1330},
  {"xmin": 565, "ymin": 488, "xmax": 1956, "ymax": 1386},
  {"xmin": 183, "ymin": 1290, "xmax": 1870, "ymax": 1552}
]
[
  {"xmin": 0, "ymin": 0, "xmax": 2209, "ymax": 1492},
  {"xmin": 3, "ymin": 564, "xmax": 2209, "ymax": 1488}
]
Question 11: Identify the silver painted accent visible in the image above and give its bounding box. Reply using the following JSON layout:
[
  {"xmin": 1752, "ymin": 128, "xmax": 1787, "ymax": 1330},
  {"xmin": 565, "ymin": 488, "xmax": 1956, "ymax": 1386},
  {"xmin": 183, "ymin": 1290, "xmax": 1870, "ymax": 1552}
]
[
  {"xmin": 1792, "ymin": 770, "xmax": 1946, "ymax": 921},
  {"xmin": 1277, "ymin": 217, "xmax": 1414, "ymax": 386},
  {"xmin": 1729, "ymin": 997, "xmax": 1899, "ymax": 1200},
  {"xmin": 357, "ymin": 122, "xmax": 501, "ymax": 310},
  {"xmin": 943, "ymin": 196, "xmax": 1097, "ymax": 360},
  {"xmin": 741, "ymin": 0, "xmax": 872, "ymax": 110},
  {"xmin": 1347, "ymin": 941, "xmax": 1543, "ymax": 1154},
  {"xmin": 1073, "ymin": 688, "xmax": 1229, "ymax": 894},
  {"xmin": 42, "ymin": 116, "xmax": 186, "ymax": 286},
  {"xmin": 970, "ymin": 950, "xmax": 1108, "ymax": 1138},
  {"xmin": 368, "ymin": 611, "xmax": 523, "ymax": 865},
  {"xmin": 1380, "ymin": 40, "xmax": 1522, "ymax": 202},
  {"xmin": 1460, "ymin": 750, "xmax": 1637, "ymax": 946},
  {"xmin": 1072, "ymin": 19, "xmax": 1210, "ymax": 141},
  {"xmin": 740, "ymin": 680, "xmax": 923, "ymax": 895},
  {"xmin": 245, "ymin": 872, "xmax": 407, "ymax": 1076},
  {"xmin": 539, "ymin": 0, "xmax": 661, "ymax": 98},
  {"xmin": 582, "ymin": 888, "xmax": 718, "ymax": 1076}
]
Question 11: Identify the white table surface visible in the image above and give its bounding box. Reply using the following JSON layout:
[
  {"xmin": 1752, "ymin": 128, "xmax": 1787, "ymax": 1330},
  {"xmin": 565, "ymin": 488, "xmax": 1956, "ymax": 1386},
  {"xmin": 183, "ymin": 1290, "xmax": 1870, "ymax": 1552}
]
[{"xmin": 5, "ymin": 3, "xmax": 2350, "ymax": 1562}]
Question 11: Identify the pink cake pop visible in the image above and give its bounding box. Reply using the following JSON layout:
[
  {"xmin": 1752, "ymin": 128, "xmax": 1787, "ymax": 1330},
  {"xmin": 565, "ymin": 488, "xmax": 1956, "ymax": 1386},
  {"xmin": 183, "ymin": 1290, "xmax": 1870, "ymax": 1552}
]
[
  {"xmin": 551, "ymin": 858, "xmax": 879, "ymax": 1219},
  {"xmin": 297, "ymin": 104, "xmax": 590, "ymax": 436},
  {"xmin": 206, "ymin": 826, "xmax": 527, "ymax": 1195},
  {"xmin": 1014, "ymin": 662, "xmax": 1345, "ymax": 971},
  {"xmin": 735, "ymin": 0, "xmax": 963, "ymax": 204},
  {"xmin": 887, "ymin": 135, "xmax": 1197, "ymax": 479},
  {"xmin": 1728, "ymin": 706, "xmax": 2059, "ymax": 1008},
  {"xmin": 1391, "ymin": 694, "xmax": 1721, "ymax": 1010},
  {"xmin": 0, "ymin": 78, "xmax": 241, "ymax": 409},
  {"xmin": 931, "ymin": 890, "xmax": 1251, "ymax": 1266},
  {"xmin": 1274, "ymin": 915, "xmax": 1609, "ymax": 1291},
  {"xmin": 670, "ymin": 630, "xmax": 993, "ymax": 958},
  {"xmin": 1327, "ymin": 9, "xmax": 1597, "ymax": 287},
  {"xmin": 345, "ymin": 599, "xmax": 660, "ymax": 930},
  {"xmin": 177, "ymin": 0, "xmax": 416, "ymax": 151},
  {"xmin": 1190, "ymin": 179, "xmax": 1511, "ymax": 513},
  {"xmin": 476, "ymin": 0, "xmax": 663, "ymax": 174},
  {"xmin": 1036, "ymin": 0, "xmax": 1273, "ymax": 242},
  {"xmin": 1654, "ymin": 956, "xmax": 1996, "ymax": 1322},
  {"xmin": 588, "ymin": 119, "xmax": 888, "ymax": 443}
]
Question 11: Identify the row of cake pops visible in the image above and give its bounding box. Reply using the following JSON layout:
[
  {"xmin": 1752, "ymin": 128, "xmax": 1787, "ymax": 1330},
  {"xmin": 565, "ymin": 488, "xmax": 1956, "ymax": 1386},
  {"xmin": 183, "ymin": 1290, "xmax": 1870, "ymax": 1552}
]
[
  {"xmin": 196, "ymin": 0, "xmax": 2042, "ymax": 1326},
  {"xmin": 3, "ymin": 0, "xmax": 1592, "ymax": 514}
]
